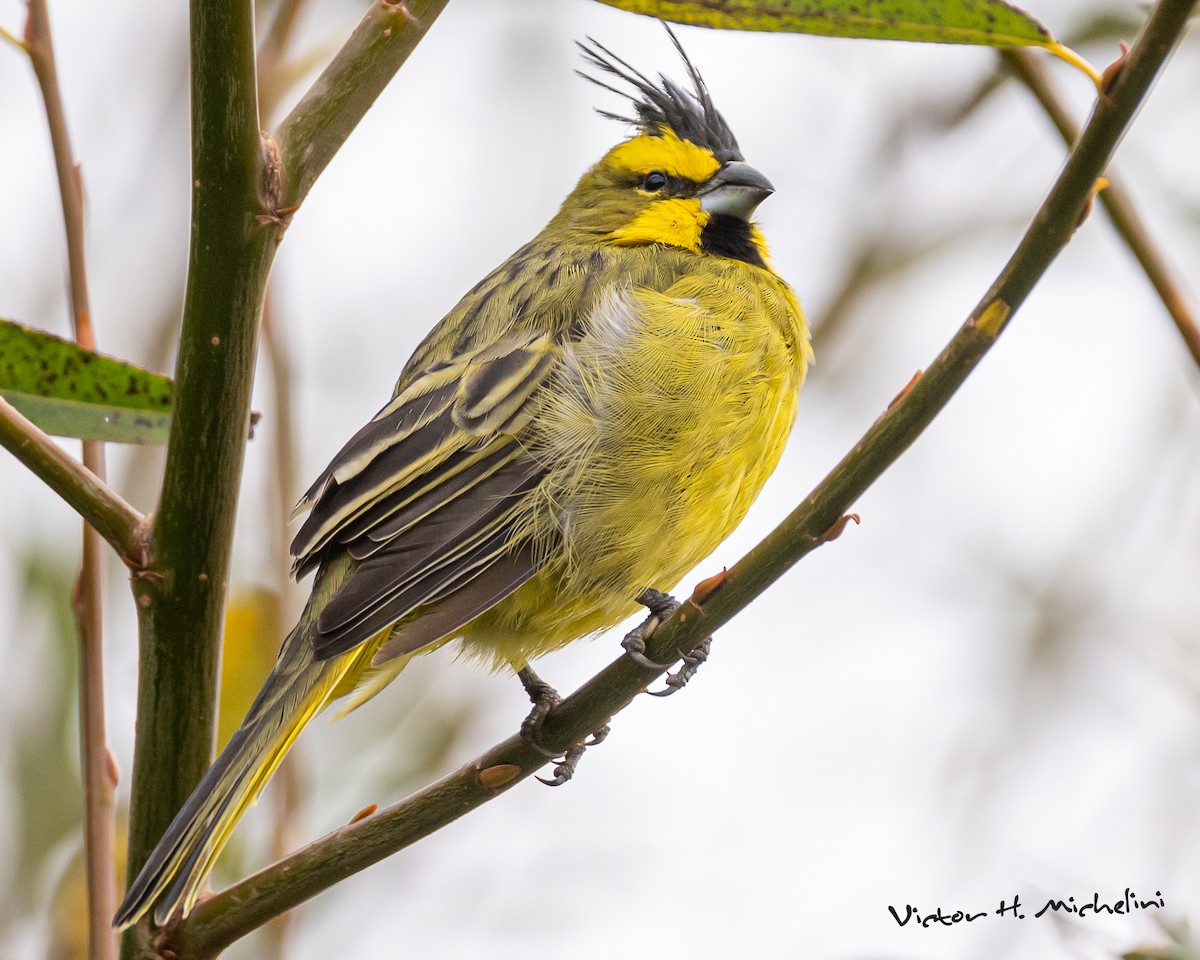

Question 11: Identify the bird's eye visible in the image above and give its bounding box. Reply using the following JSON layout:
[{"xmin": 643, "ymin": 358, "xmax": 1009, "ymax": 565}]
[{"xmin": 641, "ymin": 171, "xmax": 668, "ymax": 193}]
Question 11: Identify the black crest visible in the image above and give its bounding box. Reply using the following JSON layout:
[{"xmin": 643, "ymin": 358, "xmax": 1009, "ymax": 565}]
[{"xmin": 577, "ymin": 25, "xmax": 743, "ymax": 163}]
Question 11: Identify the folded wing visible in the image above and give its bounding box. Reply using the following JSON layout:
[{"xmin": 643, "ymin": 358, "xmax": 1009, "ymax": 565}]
[{"xmin": 289, "ymin": 331, "xmax": 560, "ymax": 661}]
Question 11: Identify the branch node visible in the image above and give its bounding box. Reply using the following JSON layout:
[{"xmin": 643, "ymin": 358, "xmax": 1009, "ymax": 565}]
[
  {"xmin": 260, "ymin": 130, "xmax": 285, "ymax": 211},
  {"xmin": 888, "ymin": 370, "xmax": 923, "ymax": 410},
  {"xmin": 1101, "ymin": 41, "xmax": 1132, "ymax": 100},
  {"xmin": 256, "ymin": 132, "xmax": 301, "ymax": 232},
  {"xmin": 687, "ymin": 568, "xmax": 727, "ymax": 610},
  {"xmin": 124, "ymin": 512, "xmax": 155, "ymax": 571},
  {"xmin": 815, "ymin": 513, "xmax": 861, "ymax": 544},
  {"xmin": 1075, "ymin": 177, "xmax": 1110, "ymax": 228},
  {"xmin": 348, "ymin": 803, "xmax": 378, "ymax": 824},
  {"xmin": 477, "ymin": 764, "xmax": 522, "ymax": 789},
  {"xmin": 381, "ymin": 0, "xmax": 420, "ymax": 25},
  {"xmin": 972, "ymin": 298, "xmax": 1011, "ymax": 339}
]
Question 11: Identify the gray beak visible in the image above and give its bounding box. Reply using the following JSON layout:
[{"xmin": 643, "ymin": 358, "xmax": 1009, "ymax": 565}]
[{"xmin": 698, "ymin": 161, "xmax": 775, "ymax": 220}]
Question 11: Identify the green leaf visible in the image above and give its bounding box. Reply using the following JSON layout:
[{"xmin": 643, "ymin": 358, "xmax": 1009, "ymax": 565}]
[
  {"xmin": 0, "ymin": 318, "xmax": 173, "ymax": 444},
  {"xmin": 595, "ymin": 0, "xmax": 1101, "ymax": 84}
]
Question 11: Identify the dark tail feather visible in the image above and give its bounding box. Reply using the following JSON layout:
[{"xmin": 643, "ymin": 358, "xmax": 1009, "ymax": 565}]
[{"xmin": 114, "ymin": 623, "xmax": 364, "ymax": 928}]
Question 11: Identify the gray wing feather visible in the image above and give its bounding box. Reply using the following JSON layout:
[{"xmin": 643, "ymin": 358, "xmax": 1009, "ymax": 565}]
[{"xmin": 290, "ymin": 331, "xmax": 560, "ymax": 662}]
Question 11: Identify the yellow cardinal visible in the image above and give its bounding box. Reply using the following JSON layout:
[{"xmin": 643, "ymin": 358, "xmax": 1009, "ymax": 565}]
[{"xmin": 116, "ymin": 30, "xmax": 810, "ymax": 929}]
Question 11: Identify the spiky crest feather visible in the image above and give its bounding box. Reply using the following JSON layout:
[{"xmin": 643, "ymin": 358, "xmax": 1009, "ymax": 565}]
[{"xmin": 576, "ymin": 25, "xmax": 742, "ymax": 163}]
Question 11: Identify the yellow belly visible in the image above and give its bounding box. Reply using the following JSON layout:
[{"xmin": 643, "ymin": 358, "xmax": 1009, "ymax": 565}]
[{"xmin": 461, "ymin": 263, "xmax": 808, "ymax": 669}]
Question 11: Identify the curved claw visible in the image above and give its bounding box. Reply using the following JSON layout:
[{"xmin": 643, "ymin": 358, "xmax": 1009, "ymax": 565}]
[
  {"xmin": 621, "ymin": 593, "xmax": 682, "ymax": 671},
  {"xmin": 622, "ymin": 636, "xmax": 676, "ymax": 671},
  {"xmin": 646, "ymin": 637, "xmax": 712, "ymax": 697},
  {"xmin": 517, "ymin": 664, "xmax": 612, "ymax": 785},
  {"xmin": 536, "ymin": 742, "xmax": 586, "ymax": 786}
]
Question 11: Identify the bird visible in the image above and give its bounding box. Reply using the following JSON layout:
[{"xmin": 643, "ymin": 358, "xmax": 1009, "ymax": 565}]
[{"xmin": 114, "ymin": 27, "xmax": 811, "ymax": 930}]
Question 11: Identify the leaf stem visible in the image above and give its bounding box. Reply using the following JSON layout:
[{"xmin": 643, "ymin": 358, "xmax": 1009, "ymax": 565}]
[
  {"xmin": 0, "ymin": 21, "xmax": 26, "ymax": 51},
  {"xmin": 1045, "ymin": 40, "xmax": 1103, "ymax": 89},
  {"xmin": 167, "ymin": 0, "xmax": 1198, "ymax": 952}
]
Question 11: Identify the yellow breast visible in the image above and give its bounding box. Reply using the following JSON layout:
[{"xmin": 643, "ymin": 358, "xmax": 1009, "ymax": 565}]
[{"xmin": 461, "ymin": 255, "xmax": 809, "ymax": 669}]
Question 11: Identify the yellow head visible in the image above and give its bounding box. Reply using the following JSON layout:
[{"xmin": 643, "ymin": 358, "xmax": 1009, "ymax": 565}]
[{"xmin": 550, "ymin": 33, "xmax": 776, "ymax": 269}]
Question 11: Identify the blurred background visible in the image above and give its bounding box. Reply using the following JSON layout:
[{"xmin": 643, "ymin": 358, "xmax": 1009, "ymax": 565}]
[{"xmin": 0, "ymin": 0, "xmax": 1197, "ymax": 957}]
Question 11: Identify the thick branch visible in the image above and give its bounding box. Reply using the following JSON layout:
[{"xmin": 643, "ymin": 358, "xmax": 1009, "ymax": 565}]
[
  {"xmin": 122, "ymin": 0, "xmax": 449, "ymax": 955},
  {"xmin": 122, "ymin": 0, "xmax": 271, "ymax": 955},
  {"xmin": 1003, "ymin": 47, "xmax": 1200, "ymax": 373},
  {"xmin": 0, "ymin": 396, "xmax": 145, "ymax": 564},
  {"xmin": 168, "ymin": 0, "xmax": 1196, "ymax": 953},
  {"xmin": 169, "ymin": 646, "xmax": 667, "ymax": 957},
  {"xmin": 274, "ymin": 0, "xmax": 449, "ymax": 207}
]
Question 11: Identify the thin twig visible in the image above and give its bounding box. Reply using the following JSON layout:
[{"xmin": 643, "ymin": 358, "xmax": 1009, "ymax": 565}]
[
  {"xmin": 167, "ymin": 0, "xmax": 1197, "ymax": 953},
  {"xmin": 257, "ymin": 0, "xmax": 312, "ymax": 121},
  {"xmin": 25, "ymin": 3, "xmax": 89, "ymax": 332},
  {"xmin": 259, "ymin": 291, "xmax": 303, "ymax": 957},
  {"xmin": 258, "ymin": 11, "xmax": 315, "ymax": 952},
  {"xmin": 0, "ymin": 399, "xmax": 146, "ymax": 563},
  {"xmin": 261, "ymin": 30, "xmax": 309, "ymax": 957},
  {"xmin": 23, "ymin": 0, "xmax": 116, "ymax": 955},
  {"xmin": 1004, "ymin": 47, "xmax": 1200, "ymax": 373},
  {"xmin": 71, "ymin": 523, "xmax": 115, "ymax": 953},
  {"xmin": 260, "ymin": 0, "xmax": 308, "ymax": 65}
]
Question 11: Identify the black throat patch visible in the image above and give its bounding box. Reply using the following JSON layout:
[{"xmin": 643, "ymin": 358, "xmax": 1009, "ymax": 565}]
[{"xmin": 700, "ymin": 214, "xmax": 765, "ymax": 268}]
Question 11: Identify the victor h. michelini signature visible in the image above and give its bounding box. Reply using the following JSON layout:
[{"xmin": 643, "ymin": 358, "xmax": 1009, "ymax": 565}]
[{"xmin": 889, "ymin": 888, "xmax": 1166, "ymax": 928}]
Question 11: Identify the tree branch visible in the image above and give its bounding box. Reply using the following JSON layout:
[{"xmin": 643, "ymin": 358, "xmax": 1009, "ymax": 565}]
[
  {"xmin": 122, "ymin": 0, "xmax": 270, "ymax": 955},
  {"xmin": 259, "ymin": 291, "xmax": 305, "ymax": 957},
  {"xmin": 167, "ymin": 0, "xmax": 1197, "ymax": 953},
  {"xmin": 24, "ymin": 1, "xmax": 117, "ymax": 953},
  {"xmin": 0, "ymin": 397, "xmax": 146, "ymax": 565},
  {"xmin": 121, "ymin": 1, "xmax": 449, "ymax": 956},
  {"xmin": 1003, "ymin": 47, "xmax": 1200, "ymax": 374},
  {"xmin": 25, "ymin": 0, "xmax": 89, "ymax": 333}
]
